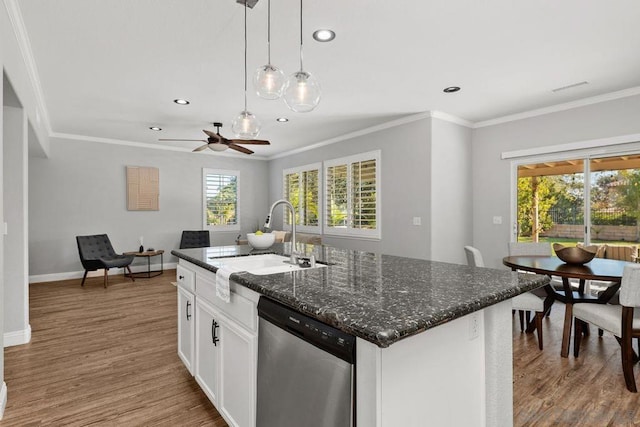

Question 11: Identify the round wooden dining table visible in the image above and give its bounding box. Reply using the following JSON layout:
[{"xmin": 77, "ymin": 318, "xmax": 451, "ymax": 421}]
[{"xmin": 502, "ymin": 256, "xmax": 628, "ymax": 357}]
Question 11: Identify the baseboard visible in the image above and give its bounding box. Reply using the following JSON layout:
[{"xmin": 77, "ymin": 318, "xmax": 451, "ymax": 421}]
[
  {"xmin": 0, "ymin": 382, "xmax": 6, "ymax": 420},
  {"xmin": 4, "ymin": 324, "xmax": 31, "ymax": 347},
  {"xmin": 29, "ymin": 262, "xmax": 177, "ymax": 284}
]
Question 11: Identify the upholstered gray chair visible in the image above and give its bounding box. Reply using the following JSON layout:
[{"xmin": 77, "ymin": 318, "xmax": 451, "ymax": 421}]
[
  {"xmin": 573, "ymin": 263, "xmax": 640, "ymax": 392},
  {"xmin": 180, "ymin": 230, "xmax": 210, "ymax": 249},
  {"xmin": 466, "ymin": 245, "xmax": 551, "ymax": 349},
  {"xmin": 76, "ymin": 234, "xmax": 135, "ymax": 288}
]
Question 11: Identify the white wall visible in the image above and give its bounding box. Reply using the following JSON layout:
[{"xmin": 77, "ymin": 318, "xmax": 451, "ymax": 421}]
[
  {"xmin": 0, "ymin": 17, "xmax": 5, "ymax": 418},
  {"xmin": 28, "ymin": 137, "xmax": 270, "ymax": 278},
  {"xmin": 3, "ymin": 105, "xmax": 29, "ymax": 345},
  {"xmin": 472, "ymin": 94, "xmax": 640, "ymax": 268},
  {"xmin": 430, "ymin": 118, "xmax": 473, "ymax": 264},
  {"xmin": 268, "ymin": 118, "xmax": 432, "ymax": 259}
]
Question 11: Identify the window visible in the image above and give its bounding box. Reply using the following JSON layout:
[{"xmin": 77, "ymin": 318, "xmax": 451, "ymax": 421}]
[
  {"xmin": 283, "ymin": 163, "xmax": 321, "ymax": 233},
  {"xmin": 203, "ymin": 169, "xmax": 240, "ymax": 231},
  {"xmin": 325, "ymin": 150, "xmax": 381, "ymax": 238},
  {"xmin": 513, "ymin": 152, "xmax": 640, "ymax": 248}
]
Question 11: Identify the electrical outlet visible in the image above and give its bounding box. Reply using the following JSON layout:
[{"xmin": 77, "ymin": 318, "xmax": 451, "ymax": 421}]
[
  {"xmin": 468, "ymin": 313, "xmax": 480, "ymax": 340},
  {"xmin": 493, "ymin": 216, "xmax": 503, "ymax": 225},
  {"xmin": 413, "ymin": 217, "xmax": 421, "ymax": 226}
]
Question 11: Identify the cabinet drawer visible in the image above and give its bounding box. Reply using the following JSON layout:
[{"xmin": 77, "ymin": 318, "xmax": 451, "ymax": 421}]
[
  {"xmin": 176, "ymin": 264, "xmax": 195, "ymax": 293},
  {"xmin": 196, "ymin": 273, "xmax": 257, "ymax": 332}
]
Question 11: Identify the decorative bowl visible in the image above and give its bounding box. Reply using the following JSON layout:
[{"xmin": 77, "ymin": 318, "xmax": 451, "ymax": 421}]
[
  {"xmin": 553, "ymin": 243, "xmax": 598, "ymax": 265},
  {"xmin": 247, "ymin": 232, "xmax": 276, "ymax": 250}
]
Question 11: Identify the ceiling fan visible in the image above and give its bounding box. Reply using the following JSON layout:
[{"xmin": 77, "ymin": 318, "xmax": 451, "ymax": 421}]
[{"xmin": 159, "ymin": 122, "xmax": 270, "ymax": 154}]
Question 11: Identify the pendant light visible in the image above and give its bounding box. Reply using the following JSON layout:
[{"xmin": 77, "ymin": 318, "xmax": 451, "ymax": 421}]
[
  {"xmin": 253, "ymin": 0, "xmax": 285, "ymax": 99},
  {"xmin": 232, "ymin": 1, "xmax": 261, "ymax": 138},
  {"xmin": 283, "ymin": 0, "xmax": 321, "ymax": 113}
]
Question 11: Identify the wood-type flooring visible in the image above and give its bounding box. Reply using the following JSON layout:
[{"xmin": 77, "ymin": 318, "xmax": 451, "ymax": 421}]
[
  {"xmin": 3, "ymin": 271, "xmax": 640, "ymax": 425},
  {"xmin": 1, "ymin": 271, "xmax": 226, "ymax": 426}
]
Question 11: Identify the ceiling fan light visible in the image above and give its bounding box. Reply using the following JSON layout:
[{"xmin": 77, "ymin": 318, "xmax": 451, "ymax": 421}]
[
  {"xmin": 209, "ymin": 143, "xmax": 229, "ymax": 152},
  {"xmin": 254, "ymin": 64, "xmax": 286, "ymax": 100},
  {"xmin": 283, "ymin": 71, "xmax": 321, "ymax": 113},
  {"xmin": 232, "ymin": 110, "xmax": 261, "ymax": 138}
]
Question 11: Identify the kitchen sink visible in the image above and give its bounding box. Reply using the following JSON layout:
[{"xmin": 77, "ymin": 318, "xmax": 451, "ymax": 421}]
[{"xmin": 210, "ymin": 254, "xmax": 326, "ymax": 275}]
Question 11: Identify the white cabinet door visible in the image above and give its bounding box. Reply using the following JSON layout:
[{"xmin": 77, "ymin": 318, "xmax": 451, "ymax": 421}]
[
  {"xmin": 177, "ymin": 286, "xmax": 195, "ymax": 374},
  {"xmin": 218, "ymin": 314, "xmax": 257, "ymax": 427},
  {"xmin": 195, "ymin": 297, "xmax": 221, "ymax": 405}
]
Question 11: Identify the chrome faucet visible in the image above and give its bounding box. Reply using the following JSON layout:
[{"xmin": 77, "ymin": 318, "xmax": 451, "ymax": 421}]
[{"xmin": 264, "ymin": 199, "xmax": 300, "ymax": 265}]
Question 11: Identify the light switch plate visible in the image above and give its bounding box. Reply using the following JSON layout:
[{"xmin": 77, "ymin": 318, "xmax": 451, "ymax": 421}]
[{"xmin": 413, "ymin": 217, "xmax": 421, "ymax": 226}]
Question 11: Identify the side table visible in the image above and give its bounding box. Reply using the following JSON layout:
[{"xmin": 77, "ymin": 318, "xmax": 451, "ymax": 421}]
[{"xmin": 124, "ymin": 249, "xmax": 164, "ymax": 278}]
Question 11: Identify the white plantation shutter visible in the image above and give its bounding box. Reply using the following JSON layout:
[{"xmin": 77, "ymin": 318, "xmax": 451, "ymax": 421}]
[
  {"xmin": 282, "ymin": 163, "xmax": 321, "ymax": 232},
  {"xmin": 352, "ymin": 159, "xmax": 377, "ymax": 230},
  {"xmin": 203, "ymin": 169, "xmax": 240, "ymax": 230},
  {"xmin": 325, "ymin": 151, "xmax": 380, "ymax": 238},
  {"xmin": 326, "ymin": 164, "xmax": 348, "ymax": 228}
]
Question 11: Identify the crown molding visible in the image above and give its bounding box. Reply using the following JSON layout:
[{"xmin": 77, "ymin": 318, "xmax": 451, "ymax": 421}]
[
  {"xmin": 267, "ymin": 112, "xmax": 432, "ymax": 160},
  {"xmin": 429, "ymin": 111, "xmax": 474, "ymax": 128},
  {"xmin": 50, "ymin": 132, "xmax": 268, "ymax": 160},
  {"xmin": 4, "ymin": 0, "xmax": 52, "ymax": 134},
  {"xmin": 474, "ymin": 86, "xmax": 640, "ymax": 129}
]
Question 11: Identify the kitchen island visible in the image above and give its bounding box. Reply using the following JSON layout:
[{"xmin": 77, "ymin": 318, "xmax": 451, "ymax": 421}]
[{"xmin": 172, "ymin": 243, "xmax": 548, "ymax": 427}]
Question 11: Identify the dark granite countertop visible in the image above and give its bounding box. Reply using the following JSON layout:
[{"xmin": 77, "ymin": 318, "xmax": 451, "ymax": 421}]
[{"xmin": 172, "ymin": 243, "xmax": 549, "ymax": 348}]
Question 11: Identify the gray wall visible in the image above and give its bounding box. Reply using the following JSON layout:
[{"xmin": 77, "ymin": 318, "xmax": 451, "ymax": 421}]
[
  {"xmin": 472, "ymin": 94, "xmax": 640, "ymax": 268},
  {"xmin": 29, "ymin": 137, "xmax": 270, "ymax": 276},
  {"xmin": 431, "ymin": 118, "xmax": 473, "ymax": 264},
  {"xmin": 3, "ymin": 105, "xmax": 28, "ymax": 338},
  {"xmin": 268, "ymin": 118, "xmax": 433, "ymax": 260}
]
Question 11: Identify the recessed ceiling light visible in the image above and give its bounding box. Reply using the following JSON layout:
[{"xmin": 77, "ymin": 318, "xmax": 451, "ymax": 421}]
[
  {"xmin": 276, "ymin": 117, "xmax": 289, "ymax": 122},
  {"xmin": 443, "ymin": 86, "xmax": 461, "ymax": 93},
  {"xmin": 173, "ymin": 99, "xmax": 190, "ymax": 105},
  {"xmin": 313, "ymin": 29, "xmax": 336, "ymax": 42},
  {"xmin": 149, "ymin": 126, "xmax": 162, "ymax": 131}
]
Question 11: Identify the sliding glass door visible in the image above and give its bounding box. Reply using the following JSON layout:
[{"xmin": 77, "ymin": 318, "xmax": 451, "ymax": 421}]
[
  {"xmin": 589, "ymin": 154, "xmax": 640, "ymax": 245},
  {"xmin": 516, "ymin": 159, "xmax": 585, "ymax": 246},
  {"xmin": 515, "ymin": 153, "xmax": 640, "ymax": 251}
]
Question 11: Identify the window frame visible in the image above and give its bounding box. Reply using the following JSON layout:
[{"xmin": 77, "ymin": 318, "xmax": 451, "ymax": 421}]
[
  {"xmin": 324, "ymin": 150, "xmax": 381, "ymax": 239},
  {"xmin": 202, "ymin": 168, "xmax": 241, "ymax": 232},
  {"xmin": 282, "ymin": 163, "xmax": 322, "ymax": 234}
]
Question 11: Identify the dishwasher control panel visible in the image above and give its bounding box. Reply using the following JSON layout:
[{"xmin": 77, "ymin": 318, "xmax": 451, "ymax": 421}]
[{"xmin": 258, "ymin": 297, "xmax": 356, "ymax": 364}]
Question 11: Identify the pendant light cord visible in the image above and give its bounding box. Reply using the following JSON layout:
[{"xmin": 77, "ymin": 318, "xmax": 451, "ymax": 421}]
[
  {"xmin": 267, "ymin": 0, "xmax": 271, "ymax": 65},
  {"xmin": 299, "ymin": 0, "xmax": 304, "ymax": 71},
  {"xmin": 243, "ymin": 1, "xmax": 248, "ymax": 111}
]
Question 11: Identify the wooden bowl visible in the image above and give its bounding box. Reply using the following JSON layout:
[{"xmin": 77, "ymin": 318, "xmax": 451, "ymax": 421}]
[{"xmin": 553, "ymin": 243, "xmax": 598, "ymax": 265}]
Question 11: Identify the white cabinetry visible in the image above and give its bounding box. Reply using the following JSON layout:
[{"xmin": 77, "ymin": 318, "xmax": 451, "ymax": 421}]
[
  {"xmin": 177, "ymin": 285, "xmax": 195, "ymax": 374},
  {"xmin": 177, "ymin": 259, "xmax": 258, "ymax": 427},
  {"xmin": 217, "ymin": 311, "xmax": 256, "ymax": 427},
  {"xmin": 177, "ymin": 264, "xmax": 196, "ymax": 374},
  {"xmin": 194, "ymin": 297, "xmax": 220, "ymax": 404}
]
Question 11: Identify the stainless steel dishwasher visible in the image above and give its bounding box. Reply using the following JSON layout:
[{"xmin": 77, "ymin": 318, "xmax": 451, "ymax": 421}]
[{"xmin": 257, "ymin": 297, "xmax": 356, "ymax": 427}]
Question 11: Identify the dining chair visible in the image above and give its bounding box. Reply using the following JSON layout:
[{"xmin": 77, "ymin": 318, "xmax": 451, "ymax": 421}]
[
  {"xmin": 465, "ymin": 245, "xmax": 551, "ymax": 349},
  {"xmin": 76, "ymin": 234, "xmax": 135, "ymax": 288},
  {"xmin": 179, "ymin": 230, "xmax": 211, "ymax": 249},
  {"xmin": 573, "ymin": 263, "xmax": 640, "ymax": 392}
]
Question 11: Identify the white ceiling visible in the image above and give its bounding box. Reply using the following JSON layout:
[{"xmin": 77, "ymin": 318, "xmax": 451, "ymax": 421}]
[{"xmin": 13, "ymin": 0, "xmax": 640, "ymax": 158}]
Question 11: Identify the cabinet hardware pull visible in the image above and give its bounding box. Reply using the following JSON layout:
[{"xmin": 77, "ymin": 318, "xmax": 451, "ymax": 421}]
[
  {"xmin": 186, "ymin": 301, "xmax": 191, "ymax": 320},
  {"xmin": 212, "ymin": 319, "xmax": 220, "ymax": 346},
  {"xmin": 179, "ymin": 275, "xmax": 185, "ymax": 280}
]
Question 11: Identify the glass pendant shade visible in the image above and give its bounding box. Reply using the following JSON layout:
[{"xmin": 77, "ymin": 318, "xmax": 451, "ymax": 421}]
[
  {"xmin": 254, "ymin": 64, "xmax": 286, "ymax": 99},
  {"xmin": 283, "ymin": 70, "xmax": 321, "ymax": 113},
  {"xmin": 232, "ymin": 110, "xmax": 261, "ymax": 138}
]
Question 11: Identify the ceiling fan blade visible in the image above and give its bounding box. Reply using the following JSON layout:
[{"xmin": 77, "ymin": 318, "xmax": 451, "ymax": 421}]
[
  {"xmin": 159, "ymin": 139, "xmax": 207, "ymax": 142},
  {"xmin": 229, "ymin": 139, "xmax": 270, "ymax": 145},
  {"xmin": 192, "ymin": 144, "xmax": 210, "ymax": 152},
  {"xmin": 228, "ymin": 143, "xmax": 254, "ymax": 155},
  {"xmin": 203, "ymin": 130, "xmax": 221, "ymax": 141}
]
